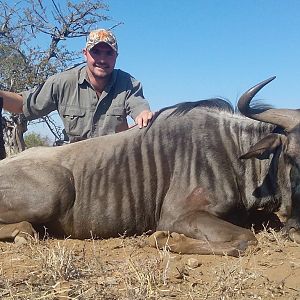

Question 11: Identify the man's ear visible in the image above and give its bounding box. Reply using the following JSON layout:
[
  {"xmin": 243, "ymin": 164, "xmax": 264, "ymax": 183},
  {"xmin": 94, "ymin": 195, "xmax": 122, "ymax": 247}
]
[{"xmin": 240, "ymin": 133, "xmax": 285, "ymax": 160}]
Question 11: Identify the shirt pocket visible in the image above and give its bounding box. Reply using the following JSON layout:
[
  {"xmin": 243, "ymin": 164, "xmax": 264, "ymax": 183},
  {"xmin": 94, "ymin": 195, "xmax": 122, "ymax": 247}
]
[
  {"xmin": 106, "ymin": 107, "xmax": 128, "ymax": 133},
  {"xmin": 62, "ymin": 106, "xmax": 86, "ymax": 137},
  {"xmin": 107, "ymin": 107, "xmax": 126, "ymax": 118}
]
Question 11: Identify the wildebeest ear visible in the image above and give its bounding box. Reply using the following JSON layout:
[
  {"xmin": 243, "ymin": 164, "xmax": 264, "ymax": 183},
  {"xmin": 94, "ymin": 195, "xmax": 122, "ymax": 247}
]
[{"xmin": 240, "ymin": 133, "xmax": 285, "ymax": 160}]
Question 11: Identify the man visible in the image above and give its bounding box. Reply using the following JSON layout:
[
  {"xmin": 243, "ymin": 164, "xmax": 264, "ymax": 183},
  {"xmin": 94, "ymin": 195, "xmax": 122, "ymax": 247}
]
[{"xmin": 0, "ymin": 29, "xmax": 153, "ymax": 142}]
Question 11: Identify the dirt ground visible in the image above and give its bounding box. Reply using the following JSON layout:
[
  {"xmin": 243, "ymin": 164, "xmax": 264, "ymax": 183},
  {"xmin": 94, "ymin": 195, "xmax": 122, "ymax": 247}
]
[{"xmin": 0, "ymin": 228, "xmax": 300, "ymax": 300}]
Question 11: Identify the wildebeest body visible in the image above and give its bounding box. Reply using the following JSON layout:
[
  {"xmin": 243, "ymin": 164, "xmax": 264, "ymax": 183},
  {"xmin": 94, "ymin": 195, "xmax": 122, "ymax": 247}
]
[
  {"xmin": 0, "ymin": 106, "xmax": 286, "ymax": 232},
  {"xmin": 0, "ymin": 78, "xmax": 299, "ymax": 256}
]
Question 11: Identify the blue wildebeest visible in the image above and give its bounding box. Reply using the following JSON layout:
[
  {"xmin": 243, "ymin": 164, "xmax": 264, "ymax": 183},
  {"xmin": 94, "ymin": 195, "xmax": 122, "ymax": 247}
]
[{"xmin": 0, "ymin": 77, "xmax": 299, "ymax": 257}]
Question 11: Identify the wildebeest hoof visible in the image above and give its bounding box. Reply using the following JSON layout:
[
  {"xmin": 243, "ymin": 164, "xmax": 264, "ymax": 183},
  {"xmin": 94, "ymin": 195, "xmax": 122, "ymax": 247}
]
[
  {"xmin": 288, "ymin": 228, "xmax": 300, "ymax": 243},
  {"xmin": 148, "ymin": 231, "xmax": 169, "ymax": 248},
  {"xmin": 14, "ymin": 235, "xmax": 28, "ymax": 246},
  {"xmin": 12, "ymin": 227, "xmax": 36, "ymax": 246},
  {"xmin": 0, "ymin": 221, "xmax": 38, "ymax": 244}
]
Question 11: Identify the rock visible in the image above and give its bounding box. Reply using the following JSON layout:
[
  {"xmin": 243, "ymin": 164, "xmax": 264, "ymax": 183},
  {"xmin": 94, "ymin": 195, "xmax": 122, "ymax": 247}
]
[{"xmin": 187, "ymin": 258, "xmax": 200, "ymax": 269}]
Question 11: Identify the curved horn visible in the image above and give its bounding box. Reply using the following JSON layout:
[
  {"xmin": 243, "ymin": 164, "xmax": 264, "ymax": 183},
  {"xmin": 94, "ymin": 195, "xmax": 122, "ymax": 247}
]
[{"xmin": 238, "ymin": 76, "xmax": 300, "ymax": 131}]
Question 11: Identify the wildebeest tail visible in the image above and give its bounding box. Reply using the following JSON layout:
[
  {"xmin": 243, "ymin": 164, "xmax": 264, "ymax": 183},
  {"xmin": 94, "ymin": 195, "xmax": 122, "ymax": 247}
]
[{"xmin": 0, "ymin": 97, "xmax": 6, "ymax": 159}]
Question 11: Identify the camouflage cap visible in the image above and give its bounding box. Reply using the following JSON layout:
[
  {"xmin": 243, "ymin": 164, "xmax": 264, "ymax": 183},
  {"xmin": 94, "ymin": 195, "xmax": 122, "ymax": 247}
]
[{"xmin": 86, "ymin": 29, "xmax": 118, "ymax": 53}]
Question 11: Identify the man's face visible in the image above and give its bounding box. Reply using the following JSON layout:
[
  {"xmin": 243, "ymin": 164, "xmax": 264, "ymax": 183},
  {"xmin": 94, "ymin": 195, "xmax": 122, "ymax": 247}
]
[{"xmin": 83, "ymin": 43, "xmax": 118, "ymax": 79}]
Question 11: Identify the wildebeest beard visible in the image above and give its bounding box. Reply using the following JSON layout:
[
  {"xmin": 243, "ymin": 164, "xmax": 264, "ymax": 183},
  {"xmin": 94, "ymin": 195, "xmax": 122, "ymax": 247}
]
[{"xmin": 252, "ymin": 149, "xmax": 281, "ymax": 212}]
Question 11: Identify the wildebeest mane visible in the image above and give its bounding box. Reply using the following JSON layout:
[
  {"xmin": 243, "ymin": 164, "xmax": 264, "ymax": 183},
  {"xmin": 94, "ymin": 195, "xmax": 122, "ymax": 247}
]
[
  {"xmin": 168, "ymin": 98, "xmax": 234, "ymax": 116},
  {"xmin": 236, "ymin": 99, "xmax": 274, "ymax": 114},
  {"xmin": 235, "ymin": 99, "xmax": 285, "ymax": 135},
  {"xmin": 146, "ymin": 98, "xmax": 233, "ymax": 131}
]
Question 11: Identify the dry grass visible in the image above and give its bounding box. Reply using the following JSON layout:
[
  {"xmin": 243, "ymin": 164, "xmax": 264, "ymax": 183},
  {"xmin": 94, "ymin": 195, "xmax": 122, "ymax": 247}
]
[{"xmin": 0, "ymin": 228, "xmax": 299, "ymax": 299}]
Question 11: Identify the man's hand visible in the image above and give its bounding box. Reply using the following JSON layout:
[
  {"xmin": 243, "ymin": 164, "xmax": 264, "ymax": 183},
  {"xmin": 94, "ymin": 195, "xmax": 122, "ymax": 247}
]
[{"xmin": 135, "ymin": 110, "xmax": 153, "ymax": 128}]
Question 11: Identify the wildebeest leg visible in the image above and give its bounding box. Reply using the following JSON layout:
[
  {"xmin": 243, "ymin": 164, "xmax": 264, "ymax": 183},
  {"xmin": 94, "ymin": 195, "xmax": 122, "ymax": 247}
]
[
  {"xmin": 0, "ymin": 221, "xmax": 37, "ymax": 245},
  {"xmin": 149, "ymin": 230, "xmax": 250, "ymax": 257},
  {"xmin": 287, "ymin": 228, "xmax": 300, "ymax": 243},
  {"xmin": 280, "ymin": 191, "xmax": 300, "ymax": 243},
  {"xmin": 0, "ymin": 161, "xmax": 75, "ymax": 242},
  {"xmin": 154, "ymin": 211, "xmax": 257, "ymax": 256},
  {"xmin": 282, "ymin": 218, "xmax": 300, "ymax": 243},
  {"xmin": 156, "ymin": 186, "xmax": 257, "ymax": 256}
]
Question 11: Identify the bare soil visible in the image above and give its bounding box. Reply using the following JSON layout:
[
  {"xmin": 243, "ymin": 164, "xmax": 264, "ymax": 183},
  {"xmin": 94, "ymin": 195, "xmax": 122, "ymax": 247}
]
[{"xmin": 0, "ymin": 229, "xmax": 299, "ymax": 299}]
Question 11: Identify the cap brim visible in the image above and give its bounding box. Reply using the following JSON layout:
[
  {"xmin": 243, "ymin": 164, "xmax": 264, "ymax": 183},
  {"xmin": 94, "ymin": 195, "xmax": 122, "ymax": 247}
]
[{"xmin": 87, "ymin": 41, "xmax": 117, "ymax": 53}]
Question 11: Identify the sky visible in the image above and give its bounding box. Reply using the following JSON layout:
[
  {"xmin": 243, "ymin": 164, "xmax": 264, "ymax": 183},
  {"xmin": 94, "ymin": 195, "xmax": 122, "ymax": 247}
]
[
  {"xmin": 105, "ymin": 0, "xmax": 300, "ymax": 110},
  {"xmin": 28, "ymin": 0, "xmax": 300, "ymax": 137}
]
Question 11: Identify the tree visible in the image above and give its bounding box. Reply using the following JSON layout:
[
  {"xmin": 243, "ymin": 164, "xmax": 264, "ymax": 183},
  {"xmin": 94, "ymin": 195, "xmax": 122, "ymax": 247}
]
[
  {"xmin": 0, "ymin": 0, "xmax": 111, "ymax": 151},
  {"xmin": 24, "ymin": 132, "xmax": 50, "ymax": 148}
]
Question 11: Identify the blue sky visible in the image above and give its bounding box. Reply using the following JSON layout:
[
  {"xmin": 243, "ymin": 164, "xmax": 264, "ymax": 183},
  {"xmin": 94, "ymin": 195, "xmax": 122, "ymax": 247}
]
[
  {"xmin": 29, "ymin": 0, "xmax": 300, "ymax": 137},
  {"xmin": 103, "ymin": 0, "xmax": 299, "ymax": 111}
]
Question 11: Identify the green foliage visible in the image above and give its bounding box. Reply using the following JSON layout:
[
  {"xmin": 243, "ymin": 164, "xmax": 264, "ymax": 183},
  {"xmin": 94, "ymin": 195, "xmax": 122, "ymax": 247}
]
[{"xmin": 24, "ymin": 132, "xmax": 50, "ymax": 148}]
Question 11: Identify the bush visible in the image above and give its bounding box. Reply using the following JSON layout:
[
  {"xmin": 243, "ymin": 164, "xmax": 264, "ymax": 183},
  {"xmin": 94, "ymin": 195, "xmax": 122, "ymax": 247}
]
[{"xmin": 24, "ymin": 132, "xmax": 50, "ymax": 148}]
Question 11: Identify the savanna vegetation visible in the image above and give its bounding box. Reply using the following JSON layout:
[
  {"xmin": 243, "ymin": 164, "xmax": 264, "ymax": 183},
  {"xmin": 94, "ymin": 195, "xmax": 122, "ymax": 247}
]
[{"xmin": 0, "ymin": 0, "xmax": 111, "ymax": 148}]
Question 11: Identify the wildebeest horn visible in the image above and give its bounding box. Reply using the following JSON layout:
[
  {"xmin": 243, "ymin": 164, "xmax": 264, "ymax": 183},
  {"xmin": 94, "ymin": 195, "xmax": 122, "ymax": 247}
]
[{"xmin": 238, "ymin": 76, "xmax": 300, "ymax": 131}]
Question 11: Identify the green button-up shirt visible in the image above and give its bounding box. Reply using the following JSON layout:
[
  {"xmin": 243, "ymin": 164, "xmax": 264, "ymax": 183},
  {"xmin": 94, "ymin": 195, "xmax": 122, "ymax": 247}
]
[{"xmin": 22, "ymin": 66, "xmax": 150, "ymax": 141}]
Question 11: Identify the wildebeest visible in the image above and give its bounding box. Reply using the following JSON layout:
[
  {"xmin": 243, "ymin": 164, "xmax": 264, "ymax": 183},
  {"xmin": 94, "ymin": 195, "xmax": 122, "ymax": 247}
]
[{"xmin": 0, "ymin": 77, "xmax": 299, "ymax": 257}]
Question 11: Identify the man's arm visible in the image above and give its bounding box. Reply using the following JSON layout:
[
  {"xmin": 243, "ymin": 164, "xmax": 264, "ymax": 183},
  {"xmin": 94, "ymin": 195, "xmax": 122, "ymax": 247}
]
[
  {"xmin": 125, "ymin": 77, "xmax": 153, "ymax": 128},
  {"xmin": 0, "ymin": 91, "xmax": 23, "ymax": 114}
]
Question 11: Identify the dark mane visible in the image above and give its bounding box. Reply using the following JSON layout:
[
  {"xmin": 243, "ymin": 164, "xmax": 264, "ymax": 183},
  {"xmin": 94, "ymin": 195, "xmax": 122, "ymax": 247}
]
[
  {"xmin": 236, "ymin": 99, "xmax": 274, "ymax": 114},
  {"xmin": 235, "ymin": 100, "xmax": 284, "ymax": 134},
  {"xmin": 147, "ymin": 98, "xmax": 234, "ymax": 131},
  {"xmin": 169, "ymin": 98, "xmax": 234, "ymax": 117}
]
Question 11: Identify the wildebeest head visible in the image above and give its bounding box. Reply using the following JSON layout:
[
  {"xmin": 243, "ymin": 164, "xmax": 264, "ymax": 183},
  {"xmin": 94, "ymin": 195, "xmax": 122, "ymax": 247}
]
[{"xmin": 238, "ymin": 77, "xmax": 300, "ymax": 233}]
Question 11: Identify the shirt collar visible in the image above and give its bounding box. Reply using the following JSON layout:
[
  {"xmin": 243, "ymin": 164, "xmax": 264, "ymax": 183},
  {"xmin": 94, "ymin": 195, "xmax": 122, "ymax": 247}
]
[
  {"xmin": 78, "ymin": 66, "xmax": 118, "ymax": 93},
  {"xmin": 78, "ymin": 66, "xmax": 89, "ymax": 85}
]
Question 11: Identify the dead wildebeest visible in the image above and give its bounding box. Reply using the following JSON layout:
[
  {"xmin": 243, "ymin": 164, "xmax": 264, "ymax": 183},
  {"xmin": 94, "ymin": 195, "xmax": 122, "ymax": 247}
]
[{"xmin": 0, "ymin": 77, "xmax": 299, "ymax": 257}]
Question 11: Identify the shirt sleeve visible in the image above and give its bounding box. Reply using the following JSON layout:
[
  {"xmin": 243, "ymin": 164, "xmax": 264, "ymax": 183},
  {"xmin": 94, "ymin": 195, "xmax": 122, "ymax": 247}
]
[
  {"xmin": 125, "ymin": 77, "xmax": 151, "ymax": 120},
  {"xmin": 22, "ymin": 76, "xmax": 57, "ymax": 121}
]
